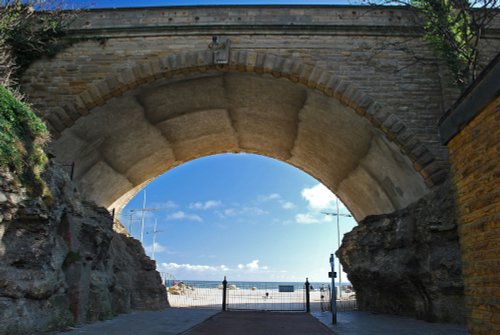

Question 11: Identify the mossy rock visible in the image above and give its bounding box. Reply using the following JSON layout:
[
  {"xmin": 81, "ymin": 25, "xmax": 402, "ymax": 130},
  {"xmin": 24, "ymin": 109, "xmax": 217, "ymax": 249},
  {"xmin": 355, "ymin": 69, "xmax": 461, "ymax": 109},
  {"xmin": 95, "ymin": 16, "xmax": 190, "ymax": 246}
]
[{"xmin": 0, "ymin": 85, "xmax": 49, "ymax": 195}]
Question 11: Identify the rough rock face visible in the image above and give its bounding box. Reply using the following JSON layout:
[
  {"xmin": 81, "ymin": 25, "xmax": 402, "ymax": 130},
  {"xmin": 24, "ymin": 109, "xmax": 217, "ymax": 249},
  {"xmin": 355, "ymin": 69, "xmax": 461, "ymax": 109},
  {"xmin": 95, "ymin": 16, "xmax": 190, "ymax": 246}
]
[
  {"xmin": 0, "ymin": 163, "xmax": 168, "ymax": 334},
  {"xmin": 337, "ymin": 180, "xmax": 465, "ymax": 323}
]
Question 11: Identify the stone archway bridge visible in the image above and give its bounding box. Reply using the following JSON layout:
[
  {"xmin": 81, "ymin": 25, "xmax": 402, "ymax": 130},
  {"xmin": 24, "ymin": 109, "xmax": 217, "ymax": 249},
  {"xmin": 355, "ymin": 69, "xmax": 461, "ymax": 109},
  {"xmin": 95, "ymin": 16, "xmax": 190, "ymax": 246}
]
[{"xmin": 21, "ymin": 5, "xmax": 500, "ymax": 220}]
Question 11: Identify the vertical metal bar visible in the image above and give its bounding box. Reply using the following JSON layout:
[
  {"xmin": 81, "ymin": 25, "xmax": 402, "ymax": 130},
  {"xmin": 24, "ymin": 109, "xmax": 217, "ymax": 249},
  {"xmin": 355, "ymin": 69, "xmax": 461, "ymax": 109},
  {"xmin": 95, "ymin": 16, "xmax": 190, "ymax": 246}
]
[
  {"xmin": 305, "ymin": 277, "xmax": 311, "ymax": 313},
  {"xmin": 128, "ymin": 212, "xmax": 134, "ymax": 235},
  {"xmin": 152, "ymin": 218, "xmax": 157, "ymax": 260},
  {"xmin": 336, "ymin": 198, "xmax": 342, "ymax": 299},
  {"xmin": 222, "ymin": 276, "xmax": 228, "ymax": 311},
  {"xmin": 330, "ymin": 254, "xmax": 337, "ymax": 324},
  {"xmin": 140, "ymin": 190, "xmax": 146, "ymax": 244}
]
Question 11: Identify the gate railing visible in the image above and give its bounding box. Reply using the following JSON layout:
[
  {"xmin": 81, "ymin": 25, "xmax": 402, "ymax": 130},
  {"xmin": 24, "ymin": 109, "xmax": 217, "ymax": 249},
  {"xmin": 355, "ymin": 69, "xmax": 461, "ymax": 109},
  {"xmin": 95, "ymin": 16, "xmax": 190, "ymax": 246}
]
[
  {"xmin": 223, "ymin": 277, "xmax": 310, "ymax": 312},
  {"xmin": 166, "ymin": 280, "xmax": 222, "ymax": 309},
  {"xmin": 165, "ymin": 277, "xmax": 357, "ymax": 312},
  {"xmin": 318, "ymin": 284, "xmax": 357, "ymax": 312}
]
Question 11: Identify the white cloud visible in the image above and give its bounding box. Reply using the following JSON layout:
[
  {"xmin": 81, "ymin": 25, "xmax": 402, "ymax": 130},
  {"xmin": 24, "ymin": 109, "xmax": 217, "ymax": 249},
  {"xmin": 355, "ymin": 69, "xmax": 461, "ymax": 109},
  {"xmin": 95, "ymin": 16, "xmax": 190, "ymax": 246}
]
[
  {"xmin": 166, "ymin": 211, "xmax": 202, "ymax": 222},
  {"xmin": 301, "ymin": 183, "xmax": 338, "ymax": 210},
  {"xmin": 217, "ymin": 207, "xmax": 268, "ymax": 218},
  {"xmin": 295, "ymin": 213, "xmax": 333, "ymax": 225},
  {"xmin": 237, "ymin": 259, "xmax": 268, "ymax": 272},
  {"xmin": 158, "ymin": 201, "xmax": 177, "ymax": 209},
  {"xmin": 297, "ymin": 183, "xmax": 351, "ymax": 225},
  {"xmin": 243, "ymin": 207, "xmax": 268, "ymax": 216},
  {"xmin": 144, "ymin": 242, "xmax": 168, "ymax": 254},
  {"xmin": 258, "ymin": 193, "xmax": 295, "ymax": 211},
  {"xmin": 296, "ymin": 213, "xmax": 321, "ymax": 224},
  {"xmin": 159, "ymin": 262, "xmax": 228, "ymax": 272},
  {"xmin": 190, "ymin": 200, "xmax": 222, "ymax": 210},
  {"xmin": 122, "ymin": 209, "xmax": 154, "ymax": 220},
  {"xmin": 221, "ymin": 208, "xmax": 237, "ymax": 217},
  {"xmin": 247, "ymin": 259, "xmax": 259, "ymax": 270},
  {"xmin": 258, "ymin": 193, "xmax": 281, "ymax": 202}
]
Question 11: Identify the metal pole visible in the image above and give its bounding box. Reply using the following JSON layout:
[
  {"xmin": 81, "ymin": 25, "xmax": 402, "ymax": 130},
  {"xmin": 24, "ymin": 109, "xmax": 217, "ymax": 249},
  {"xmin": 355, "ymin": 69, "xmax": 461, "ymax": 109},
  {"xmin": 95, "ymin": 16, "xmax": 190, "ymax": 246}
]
[
  {"xmin": 330, "ymin": 254, "xmax": 337, "ymax": 324},
  {"xmin": 222, "ymin": 276, "xmax": 228, "ymax": 311},
  {"xmin": 140, "ymin": 190, "xmax": 146, "ymax": 244},
  {"xmin": 152, "ymin": 218, "xmax": 157, "ymax": 260},
  {"xmin": 128, "ymin": 211, "xmax": 134, "ymax": 234},
  {"xmin": 336, "ymin": 198, "xmax": 342, "ymax": 299},
  {"xmin": 305, "ymin": 278, "xmax": 311, "ymax": 313}
]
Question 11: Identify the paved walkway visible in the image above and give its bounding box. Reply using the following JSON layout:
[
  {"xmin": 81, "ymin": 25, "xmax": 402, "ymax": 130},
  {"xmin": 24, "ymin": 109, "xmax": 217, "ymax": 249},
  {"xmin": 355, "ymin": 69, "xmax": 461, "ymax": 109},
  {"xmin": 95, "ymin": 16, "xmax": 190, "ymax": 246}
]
[
  {"xmin": 313, "ymin": 311, "xmax": 469, "ymax": 335},
  {"xmin": 48, "ymin": 308, "xmax": 470, "ymax": 335},
  {"xmin": 50, "ymin": 308, "xmax": 218, "ymax": 335},
  {"xmin": 184, "ymin": 311, "xmax": 333, "ymax": 335}
]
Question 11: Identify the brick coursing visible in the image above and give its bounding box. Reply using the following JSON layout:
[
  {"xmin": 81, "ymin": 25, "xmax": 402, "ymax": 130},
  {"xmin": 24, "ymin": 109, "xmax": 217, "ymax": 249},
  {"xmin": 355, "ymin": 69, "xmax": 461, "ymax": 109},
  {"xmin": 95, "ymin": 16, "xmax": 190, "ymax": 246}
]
[{"xmin": 448, "ymin": 96, "xmax": 500, "ymax": 335}]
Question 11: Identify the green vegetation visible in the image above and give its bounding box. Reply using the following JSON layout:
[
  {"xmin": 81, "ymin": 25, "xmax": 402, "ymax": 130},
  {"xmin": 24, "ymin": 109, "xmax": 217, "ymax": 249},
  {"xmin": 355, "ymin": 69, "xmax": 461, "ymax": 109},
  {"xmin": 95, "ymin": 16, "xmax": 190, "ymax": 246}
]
[
  {"xmin": 0, "ymin": 1, "xmax": 72, "ymax": 195},
  {"xmin": 368, "ymin": 0, "xmax": 499, "ymax": 89},
  {"xmin": 1, "ymin": 0, "xmax": 71, "ymax": 87},
  {"xmin": 0, "ymin": 85, "xmax": 49, "ymax": 194},
  {"xmin": 410, "ymin": 0, "xmax": 498, "ymax": 89}
]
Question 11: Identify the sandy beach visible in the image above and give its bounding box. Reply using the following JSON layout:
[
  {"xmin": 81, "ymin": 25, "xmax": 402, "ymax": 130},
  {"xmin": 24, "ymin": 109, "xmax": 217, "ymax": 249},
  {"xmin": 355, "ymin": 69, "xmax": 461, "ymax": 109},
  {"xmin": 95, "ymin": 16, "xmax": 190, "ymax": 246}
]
[{"xmin": 167, "ymin": 286, "xmax": 356, "ymax": 312}]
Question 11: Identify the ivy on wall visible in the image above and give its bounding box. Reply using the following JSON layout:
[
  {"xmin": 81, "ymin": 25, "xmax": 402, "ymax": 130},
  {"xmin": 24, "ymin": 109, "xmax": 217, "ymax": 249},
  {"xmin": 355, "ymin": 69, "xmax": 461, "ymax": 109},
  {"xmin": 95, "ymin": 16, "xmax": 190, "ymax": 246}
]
[
  {"xmin": 0, "ymin": 85, "xmax": 49, "ymax": 194},
  {"xmin": 0, "ymin": 0, "xmax": 71, "ymax": 87},
  {"xmin": 367, "ymin": 0, "xmax": 499, "ymax": 89},
  {"xmin": 412, "ymin": 0, "xmax": 498, "ymax": 89},
  {"xmin": 0, "ymin": 1, "xmax": 72, "ymax": 194}
]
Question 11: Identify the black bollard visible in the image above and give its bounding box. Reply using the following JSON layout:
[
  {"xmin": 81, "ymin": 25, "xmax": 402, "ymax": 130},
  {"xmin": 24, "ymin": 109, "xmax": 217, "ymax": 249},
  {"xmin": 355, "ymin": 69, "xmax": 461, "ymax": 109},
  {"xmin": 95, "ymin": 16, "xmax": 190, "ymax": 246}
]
[
  {"xmin": 305, "ymin": 277, "xmax": 311, "ymax": 313},
  {"xmin": 222, "ymin": 276, "xmax": 228, "ymax": 311}
]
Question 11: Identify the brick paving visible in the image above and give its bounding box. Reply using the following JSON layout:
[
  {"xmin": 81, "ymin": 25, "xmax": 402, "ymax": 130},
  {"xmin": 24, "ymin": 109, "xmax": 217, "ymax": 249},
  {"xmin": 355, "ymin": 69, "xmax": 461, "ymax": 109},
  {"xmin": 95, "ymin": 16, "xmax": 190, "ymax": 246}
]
[{"xmin": 183, "ymin": 311, "xmax": 333, "ymax": 335}]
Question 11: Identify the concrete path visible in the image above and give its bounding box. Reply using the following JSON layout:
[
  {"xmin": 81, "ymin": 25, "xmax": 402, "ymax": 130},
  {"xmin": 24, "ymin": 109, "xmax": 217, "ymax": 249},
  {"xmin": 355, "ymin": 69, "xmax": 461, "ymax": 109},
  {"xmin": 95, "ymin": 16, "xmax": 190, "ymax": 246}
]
[
  {"xmin": 184, "ymin": 311, "xmax": 334, "ymax": 335},
  {"xmin": 313, "ymin": 311, "xmax": 469, "ymax": 335},
  {"xmin": 50, "ymin": 308, "xmax": 218, "ymax": 335},
  {"xmin": 48, "ymin": 308, "xmax": 470, "ymax": 335}
]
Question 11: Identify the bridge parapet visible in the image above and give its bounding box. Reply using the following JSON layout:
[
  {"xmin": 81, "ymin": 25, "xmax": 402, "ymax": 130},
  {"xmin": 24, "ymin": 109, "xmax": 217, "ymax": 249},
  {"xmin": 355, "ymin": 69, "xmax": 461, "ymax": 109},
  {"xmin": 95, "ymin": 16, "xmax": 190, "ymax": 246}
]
[{"xmin": 69, "ymin": 5, "xmax": 423, "ymax": 35}]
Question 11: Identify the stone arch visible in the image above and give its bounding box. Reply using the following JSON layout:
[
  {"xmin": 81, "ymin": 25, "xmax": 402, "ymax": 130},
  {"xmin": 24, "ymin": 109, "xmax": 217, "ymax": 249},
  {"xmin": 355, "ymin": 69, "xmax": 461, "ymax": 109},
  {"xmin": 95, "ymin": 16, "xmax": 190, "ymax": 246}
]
[
  {"xmin": 45, "ymin": 50, "xmax": 443, "ymax": 186},
  {"xmin": 47, "ymin": 50, "xmax": 444, "ymax": 220}
]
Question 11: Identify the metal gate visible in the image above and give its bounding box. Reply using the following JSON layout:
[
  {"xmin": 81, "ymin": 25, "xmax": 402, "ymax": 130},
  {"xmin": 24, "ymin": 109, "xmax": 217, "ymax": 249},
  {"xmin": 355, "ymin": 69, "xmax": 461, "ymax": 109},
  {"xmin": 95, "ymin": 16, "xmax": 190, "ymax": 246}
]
[
  {"xmin": 224, "ymin": 278, "xmax": 310, "ymax": 312},
  {"xmin": 165, "ymin": 278, "xmax": 313, "ymax": 312}
]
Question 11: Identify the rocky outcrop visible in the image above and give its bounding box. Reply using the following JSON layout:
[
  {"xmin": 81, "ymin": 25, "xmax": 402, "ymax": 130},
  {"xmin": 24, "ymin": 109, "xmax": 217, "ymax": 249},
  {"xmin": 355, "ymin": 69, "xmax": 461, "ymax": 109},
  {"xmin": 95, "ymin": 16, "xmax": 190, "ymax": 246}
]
[
  {"xmin": 337, "ymin": 180, "xmax": 465, "ymax": 323},
  {"xmin": 0, "ymin": 163, "xmax": 168, "ymax": 334}
]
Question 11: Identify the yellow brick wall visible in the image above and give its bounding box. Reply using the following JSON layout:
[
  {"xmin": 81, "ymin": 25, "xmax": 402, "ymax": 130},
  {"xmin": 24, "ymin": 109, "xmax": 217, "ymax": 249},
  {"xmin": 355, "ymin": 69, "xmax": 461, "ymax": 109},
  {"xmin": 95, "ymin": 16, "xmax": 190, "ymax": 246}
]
[{"xmin": 448, "ymin": 96, "xmax": 500, "ymax": 335}]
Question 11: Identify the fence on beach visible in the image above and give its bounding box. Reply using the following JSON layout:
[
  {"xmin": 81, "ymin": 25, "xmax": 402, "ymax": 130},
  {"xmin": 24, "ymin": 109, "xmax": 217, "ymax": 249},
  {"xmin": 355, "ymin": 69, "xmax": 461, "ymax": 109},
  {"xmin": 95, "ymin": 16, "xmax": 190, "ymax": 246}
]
[
  {"xmin": 165, "ymin": 277, "xmax": 357, "ymax": 313},
  {"xmin": 225, "ymin": 280, "xmax": 307, "ymax": 312},
  {"xmin": 165, "ymin": 280, "xmax": 222, "ymax": 309}
]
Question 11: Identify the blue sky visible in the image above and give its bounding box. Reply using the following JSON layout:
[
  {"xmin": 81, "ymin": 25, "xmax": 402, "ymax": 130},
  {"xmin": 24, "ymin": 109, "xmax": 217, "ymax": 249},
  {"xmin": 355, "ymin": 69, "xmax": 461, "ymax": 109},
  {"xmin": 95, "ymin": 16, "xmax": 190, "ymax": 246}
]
[{"xmin": 121, "ymin": 154, "xmax": 356, "ymax": 283}]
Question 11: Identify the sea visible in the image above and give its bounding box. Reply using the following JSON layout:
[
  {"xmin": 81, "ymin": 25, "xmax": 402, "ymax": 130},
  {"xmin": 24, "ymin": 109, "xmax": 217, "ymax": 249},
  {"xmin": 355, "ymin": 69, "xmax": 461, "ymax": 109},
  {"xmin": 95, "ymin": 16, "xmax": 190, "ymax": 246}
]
[{"xmin": 163, "ymin": 279, "xmax": 351, "ymax": 290}]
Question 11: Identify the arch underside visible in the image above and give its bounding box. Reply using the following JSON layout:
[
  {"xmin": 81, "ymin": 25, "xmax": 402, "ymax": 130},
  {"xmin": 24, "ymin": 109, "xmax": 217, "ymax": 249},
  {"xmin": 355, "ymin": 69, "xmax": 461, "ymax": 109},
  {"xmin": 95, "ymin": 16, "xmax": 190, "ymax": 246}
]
[{"xmin": 51, "ymin": 72, "xmax": 428, "ymax": 221}]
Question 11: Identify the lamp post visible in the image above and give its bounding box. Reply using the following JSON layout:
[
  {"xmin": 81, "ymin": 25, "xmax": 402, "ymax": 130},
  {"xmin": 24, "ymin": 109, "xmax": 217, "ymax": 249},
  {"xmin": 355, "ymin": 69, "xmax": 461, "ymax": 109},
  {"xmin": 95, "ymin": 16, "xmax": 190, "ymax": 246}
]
[
  {"xmin": 125, "ymin": 210, "xmax": 142, "ymax": 236},
  {"xmin": 130, "ymin": 190, "xmax": 159, "ymax": 244},
  {"xmin": 322, "ymin": 198, "xmax": 352, "ymax": 299},
  {"xmin": 146, "ymin": 218, "xmax": 163, "ymax": 260},
  {"xmin": 329, "ymin": 253, "xmax": 337, "ymax": 324}
]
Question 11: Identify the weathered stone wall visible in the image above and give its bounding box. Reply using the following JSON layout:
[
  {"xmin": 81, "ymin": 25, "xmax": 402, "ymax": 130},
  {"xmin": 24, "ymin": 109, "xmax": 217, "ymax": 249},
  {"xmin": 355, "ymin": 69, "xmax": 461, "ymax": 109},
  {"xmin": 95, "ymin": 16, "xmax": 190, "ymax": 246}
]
[
  {"xmin": 0, "ymin": 163, "xmax": 168, "ymax": 334},
  {"xmin": 337, "ymin": 179, "xmax": 465, "ymax": 323},
  {"xmin": 18, "ymin": 6, "xmax": 500, "ymax": 221},
  {"xmin": 22, "ymin": 5, "xmax": 500, "ymax": 169},
  {"xmin": 447, "ymin": 96, "xmax": 500, "ymax": 334}
]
